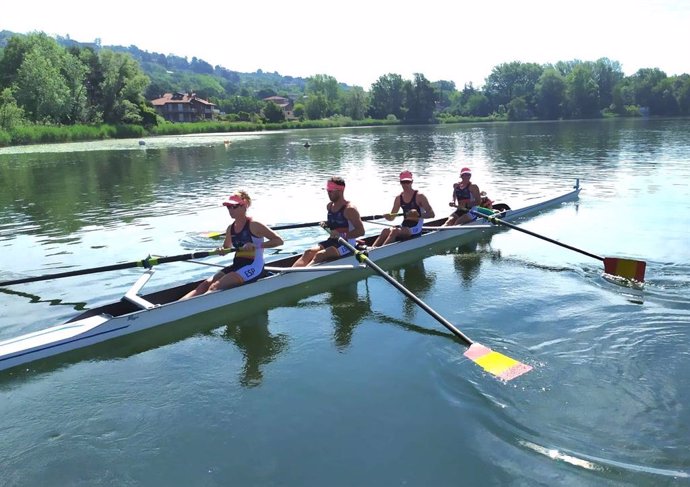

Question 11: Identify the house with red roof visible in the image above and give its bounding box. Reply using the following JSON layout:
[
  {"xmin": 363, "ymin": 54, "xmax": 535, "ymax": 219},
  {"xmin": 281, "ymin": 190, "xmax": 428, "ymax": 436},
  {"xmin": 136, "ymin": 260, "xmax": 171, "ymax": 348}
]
[{"xmin": 150, "ymin": 92, "xmax": 216, "ymax": 122}]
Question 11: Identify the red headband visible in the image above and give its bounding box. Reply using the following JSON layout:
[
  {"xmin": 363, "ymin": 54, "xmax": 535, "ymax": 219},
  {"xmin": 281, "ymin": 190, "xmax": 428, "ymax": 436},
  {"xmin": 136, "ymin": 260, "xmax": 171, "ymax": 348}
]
[{"xmin": 326, "ymin": 181, "xmax": 345, "ymax": 191}]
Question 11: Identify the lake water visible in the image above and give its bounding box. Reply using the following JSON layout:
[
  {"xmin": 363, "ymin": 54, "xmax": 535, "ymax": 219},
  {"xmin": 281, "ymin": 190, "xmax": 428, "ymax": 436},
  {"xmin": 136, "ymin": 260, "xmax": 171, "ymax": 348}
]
[{"xmin": 1, "ymin": 119, "xmax": 689, "ymax": 486}]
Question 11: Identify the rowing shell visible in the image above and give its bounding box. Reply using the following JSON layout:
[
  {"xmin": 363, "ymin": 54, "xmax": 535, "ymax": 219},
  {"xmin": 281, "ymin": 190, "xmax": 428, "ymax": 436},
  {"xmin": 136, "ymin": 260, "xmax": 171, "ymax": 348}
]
[{"xmin": 0, "ymin": 181, "xmax": 581, "ymax": 372}]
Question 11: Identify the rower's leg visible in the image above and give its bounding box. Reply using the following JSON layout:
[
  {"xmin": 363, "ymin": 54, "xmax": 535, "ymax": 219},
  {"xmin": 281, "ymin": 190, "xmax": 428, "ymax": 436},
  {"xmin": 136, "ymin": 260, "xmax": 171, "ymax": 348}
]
[
  {"xmin": 372, "ymin": 228, "xmax": 392, "ymax": 248},
  {"xmin": 455, "ymin": 214, "xmax": 472, "ymax": 225},
  {"xmin": 292, "ymin": 246, "xmax": 320, "ymax": 267},
  {"xmin": 384, "ymin": 227, "xmax": 407, "ymax": 245},
  {"xmin": 180, "ymin": 273, "xmax": 219, "ymax": 300},
  {"xmin": 208, "ymin": 272, "xmax": 244, "ymax": 292},
  {"xmin": 443, "ymin": 215, "xmax": 457, "ymax": 226},
  {"xmin": 311, "ymin": 247, "xmax": 339, "ymax": 265}
]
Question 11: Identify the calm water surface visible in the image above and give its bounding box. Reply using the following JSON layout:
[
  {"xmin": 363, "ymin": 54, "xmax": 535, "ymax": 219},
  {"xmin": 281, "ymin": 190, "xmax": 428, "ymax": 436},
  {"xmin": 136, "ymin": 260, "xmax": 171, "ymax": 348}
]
[{"xmin": 1, "ymin": 119, "xmax": 689, "ymax": 486}]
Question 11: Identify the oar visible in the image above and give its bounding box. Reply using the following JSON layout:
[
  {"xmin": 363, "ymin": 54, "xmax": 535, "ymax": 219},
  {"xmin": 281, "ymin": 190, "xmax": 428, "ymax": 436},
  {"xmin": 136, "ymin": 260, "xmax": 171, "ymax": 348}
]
[
  {"xmin": 470, "ymin": 207, "xmax": 647, "ymax": 282},
  {"xmin": 0, "ymin": 249, "xmax": 224, "ymax": 287},
  {"xmin": 204, "ymin": 213, "xmax": 402, "ymax": 239},
  {"xmin": 331, "ymin": 230, "xmax": 533, "ymax": 381}
]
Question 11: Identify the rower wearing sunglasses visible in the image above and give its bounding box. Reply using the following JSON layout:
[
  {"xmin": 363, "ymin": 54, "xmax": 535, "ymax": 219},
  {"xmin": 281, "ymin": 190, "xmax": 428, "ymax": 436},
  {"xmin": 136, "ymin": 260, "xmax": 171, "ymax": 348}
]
[
  {"xmin": 181, "ymin": 190, "xmax": 284, "ymax": 299},
  {"xmin": 292, "ymin": 177, "xmax": 365, "ymax": 267},
  {"xmin": 372, "ymin": 170, "xmax": 435, "ymax": 247}
]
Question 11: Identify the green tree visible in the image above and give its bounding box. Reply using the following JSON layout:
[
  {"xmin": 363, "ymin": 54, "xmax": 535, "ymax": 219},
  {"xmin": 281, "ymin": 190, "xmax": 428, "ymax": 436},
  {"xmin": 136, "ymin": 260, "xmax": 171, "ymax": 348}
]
[
  {"xmin": 0, "ymin": 87, "xmax": 25, "ymax": 130},
  {"xmin": 674, "ymin": 74, "xmax": 690, "ymax": 115},
  {"xmin": 464, "ymin": 93, "xmax": 491, "ymax": 116},
  {"xmin": 404, "ymin": 73, "xmax": 437, "ymax": 122},
  {"xmin": 340, "ymin": 86, "xmax": 369, "ymax": 120},
  {"xmin": 369, "ymin": 73, "xmax": 406, "ymax": 119},
  {"xmin": 61, "ymin": 50, "xmax": 90, "ymax": 123},
  {"xmin": 450, "ymin": 83, "xmax": 478, "ymax": 115},
  {"xmin": 484, "ymin": 61, "xmax": 543, "ymax": 114},
  {"xmin": 432, "ymin": 80, "xmax": 456, "ymax": 112},
  {"xmin": 72, "ymin": 46, "xmax": 106, "ymax": 122},
  {"xmin": 611, "ymin": 78, "xmax": 636, "ymax": 114},
  {"xmin": 293, "ymin": 102, "xmax": 305, "ymax": 119},
  {"xmin": 306, "ymin": 74, "xmax": 340, "ymax": 116},
  {"xmin": 263, "ymin": 101, "xmax": 285, "ymax": 123},
  {"xmin": 14, "ymin": 47, "xmax": 70, "ymax": 122},
  {"xmin": 506, "ymin": 96, "xmax": 529, "ymax": 121},
  {"xmin": 0, "ymin": 33, "xmax": 36, "ymax": 89},
  {"xmin": 592, "ymin": 58, "xmax": 624, "ymax": 110},
  {"xmin": 98, "ymin": 49, "xmax": 149, "ymax": 124},
  {"xmin": 630, "ymin": 68, "xmax": 667, "ymax": 113},
  {"xmin": 219, "ymin": 96, "xmax": 263, "ymax": 115},
  {"xmin": 651, "ymin": 77, "xmax": 679, "ymax": 115},
  {"xmin": 304, "ymin": 93, "xmax": 328, "ymax": 120},
  {"xmin": 535, "ymin": 68, "xmax": 566, "ymax": 119},
  {"xmin": 565, "ymin": 64, "xmax": 600, "ymax": 118}
]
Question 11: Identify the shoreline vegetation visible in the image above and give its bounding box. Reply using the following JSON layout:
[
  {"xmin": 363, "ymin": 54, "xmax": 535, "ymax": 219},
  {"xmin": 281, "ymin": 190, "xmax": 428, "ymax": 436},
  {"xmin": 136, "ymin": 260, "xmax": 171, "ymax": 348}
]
[
  {"xmin": 0, "ymin": 115, "xmax": 506, "ymax": 148},
  {"xmin": 2, "ymin": 31, "xmax": 689, "ymax": 148}
]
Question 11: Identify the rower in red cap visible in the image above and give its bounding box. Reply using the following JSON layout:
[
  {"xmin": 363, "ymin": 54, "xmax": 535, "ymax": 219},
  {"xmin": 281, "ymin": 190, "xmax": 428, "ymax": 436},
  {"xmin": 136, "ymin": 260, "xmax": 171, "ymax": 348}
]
[{"xmin": 372, "ymin": 170, "xmax": 435, "ymax": 247}]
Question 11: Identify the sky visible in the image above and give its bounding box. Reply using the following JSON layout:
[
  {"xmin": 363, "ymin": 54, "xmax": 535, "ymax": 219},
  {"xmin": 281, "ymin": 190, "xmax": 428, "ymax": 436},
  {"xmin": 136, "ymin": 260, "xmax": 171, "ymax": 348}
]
[{"xmin": 3, "ymin": 0, "xmax": 689, "ymax": 90}]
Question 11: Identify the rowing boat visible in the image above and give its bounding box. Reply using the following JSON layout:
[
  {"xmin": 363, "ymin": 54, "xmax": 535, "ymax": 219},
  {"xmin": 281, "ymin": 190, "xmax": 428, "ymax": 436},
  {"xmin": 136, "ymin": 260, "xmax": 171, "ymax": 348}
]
[{"xmin": 0, "ymin": 180, "xmax": 581, "ymax": 372}]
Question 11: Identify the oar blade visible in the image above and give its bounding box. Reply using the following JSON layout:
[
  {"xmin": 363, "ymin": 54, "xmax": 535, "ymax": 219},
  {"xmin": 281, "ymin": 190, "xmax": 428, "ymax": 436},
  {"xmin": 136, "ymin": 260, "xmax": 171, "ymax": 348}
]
[
  {"xmin": 464, "ymin": 343, "xmax": 533, "ymax": 381},
  {"xmin": 603, "ymin": 257, "xmax": 646, "ymax": 282}
]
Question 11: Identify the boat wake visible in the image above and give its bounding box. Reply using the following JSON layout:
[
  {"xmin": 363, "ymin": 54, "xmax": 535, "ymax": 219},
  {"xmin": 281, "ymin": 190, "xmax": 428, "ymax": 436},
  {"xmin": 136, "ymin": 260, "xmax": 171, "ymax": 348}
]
[{"xmin": 519, "ymin": 439, "xmax": 690, "ymax": 479}]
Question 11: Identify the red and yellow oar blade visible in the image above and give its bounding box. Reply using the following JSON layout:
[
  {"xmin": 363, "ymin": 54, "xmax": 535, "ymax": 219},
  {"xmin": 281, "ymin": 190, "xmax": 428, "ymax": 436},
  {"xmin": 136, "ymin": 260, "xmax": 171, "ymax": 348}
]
[
  {"xmin": 202, "ymin": 231, "xmax": 224, "ymax": 239},
  {"xmin": 464, "ymin": 343, "xmax": 533, "ymax": 381},
  {"xmin": 603, "ymin": 257, "xmax": 646, "ymax": 282}
]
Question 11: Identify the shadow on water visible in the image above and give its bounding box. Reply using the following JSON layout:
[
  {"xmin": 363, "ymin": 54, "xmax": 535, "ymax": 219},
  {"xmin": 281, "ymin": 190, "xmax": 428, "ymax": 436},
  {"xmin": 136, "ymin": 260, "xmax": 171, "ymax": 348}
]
[
  {"xmin": 214, "ymin": 311, "xmax": 289, "ymax": 388},
  {"xmin": 0, "ymin": 287, "xmax": 87, "ymax": 310}
]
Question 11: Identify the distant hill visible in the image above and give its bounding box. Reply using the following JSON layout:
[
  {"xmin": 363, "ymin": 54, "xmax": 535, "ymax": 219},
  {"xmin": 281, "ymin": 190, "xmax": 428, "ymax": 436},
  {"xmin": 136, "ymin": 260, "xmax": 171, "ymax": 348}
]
[{"xmin": 0, "ymin": 29, "xmax": 312, "ymax": 99}]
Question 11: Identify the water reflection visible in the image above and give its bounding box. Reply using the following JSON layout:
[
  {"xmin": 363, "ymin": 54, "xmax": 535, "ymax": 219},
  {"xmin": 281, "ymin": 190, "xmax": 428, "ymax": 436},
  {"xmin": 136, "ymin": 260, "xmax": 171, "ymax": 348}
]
[
  {"xmin": 327, "ymin": 281, "xmax": 372, "ymax": 351},
  {"xmin": 369, "ymin": 126, "xmax": 439, "ymax": 166},
  {"xmin": 219, "ymin": 311, "xmax": 288, "ymax": 388},
  {"xmin": 1, "ymin": 119, "xmax": 684, "ymax": 240},
  {"xmin": 445, "ymin": 234, "xmax": 502, "ymax": 287},
  {"xmin": 389, "ymin": 260, "xmax": 436, "ymax": 319}
]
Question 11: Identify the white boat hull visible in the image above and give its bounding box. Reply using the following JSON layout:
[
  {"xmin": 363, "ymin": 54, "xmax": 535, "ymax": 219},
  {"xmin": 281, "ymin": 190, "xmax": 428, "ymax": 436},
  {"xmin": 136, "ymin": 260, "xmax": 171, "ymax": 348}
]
[{"xmin": 0, "ymin": 183, "xmax": 580, "ymax": 372}]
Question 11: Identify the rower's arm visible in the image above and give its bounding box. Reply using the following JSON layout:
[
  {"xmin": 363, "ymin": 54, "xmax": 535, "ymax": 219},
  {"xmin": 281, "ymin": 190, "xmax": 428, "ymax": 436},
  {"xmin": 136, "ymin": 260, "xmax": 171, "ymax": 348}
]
[
  {"xmin": 221, "ymin": 225, "xmax": 233, "ymax": 252},
  {"xmin": 344, "ymin": 206, "xmax": 365, "ymax": 239},
  {"xmin": 470, "ymin": 184, "xmax": 482, "ymax": 207},
  {"xmin": 386, "ymin": 196, "xmax": 402, "ymax": 221},
  {"xmin": 252, "ymin": 222, "xmax": 284, "ymax": 248},
  {"xmin": 419, "ymin": 194, "xmax": 435, "ymax": 219},
  {"xmin": 449, "ymin": 184, "xmax": 458, "ymax": 206}
]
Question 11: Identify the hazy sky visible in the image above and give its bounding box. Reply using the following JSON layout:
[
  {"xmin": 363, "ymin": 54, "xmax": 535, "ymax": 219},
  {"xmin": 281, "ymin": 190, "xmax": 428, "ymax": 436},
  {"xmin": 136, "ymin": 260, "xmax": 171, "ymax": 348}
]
[{"xmin": 4, "ymin": 0, "xmax": 689, "ymax": 89}]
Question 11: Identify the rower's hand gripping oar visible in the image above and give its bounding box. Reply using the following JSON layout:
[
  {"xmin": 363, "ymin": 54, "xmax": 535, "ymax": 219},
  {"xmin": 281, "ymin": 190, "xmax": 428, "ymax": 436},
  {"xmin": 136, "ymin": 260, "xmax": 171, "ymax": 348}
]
[
  {"xmin": 469, "ymin": 207, "xmax": 647, "ymax": 282},
  {"xmin": 204, "ymin": 213, "xmax": 403, "ymax": 239},
  {"xmin": 0, "ymin": 249, "xmax": 225, "ymax": 287},
  {"xmin": 325, "ymin": 225, "xmax": 532, "ymax": 381}
]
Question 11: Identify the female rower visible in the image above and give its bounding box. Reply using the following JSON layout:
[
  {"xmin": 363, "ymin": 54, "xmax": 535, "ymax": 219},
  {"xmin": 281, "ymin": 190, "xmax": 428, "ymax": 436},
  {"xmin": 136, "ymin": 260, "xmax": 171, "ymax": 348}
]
[
  {"xmin": 181, "ymin": 191, "xmax": 283, "ymax": 299},
  {"xmin": 443, "ymin": 167, "xmax": 483, "ymax": 226}
]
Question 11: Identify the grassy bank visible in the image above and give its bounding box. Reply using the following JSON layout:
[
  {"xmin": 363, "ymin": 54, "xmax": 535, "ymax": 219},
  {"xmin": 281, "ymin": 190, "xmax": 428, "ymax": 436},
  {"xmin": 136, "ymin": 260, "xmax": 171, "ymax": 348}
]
[{"xmin": 0, "ymin": 115, "xmax": 510, "ymax": 148}]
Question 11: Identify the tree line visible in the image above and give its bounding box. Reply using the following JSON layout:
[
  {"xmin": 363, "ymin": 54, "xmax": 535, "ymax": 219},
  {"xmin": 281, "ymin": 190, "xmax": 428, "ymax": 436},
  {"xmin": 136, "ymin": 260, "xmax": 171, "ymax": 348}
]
[{"xmin": 1, "ymin": 31, "xmax": 689, "ymax": 146}]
